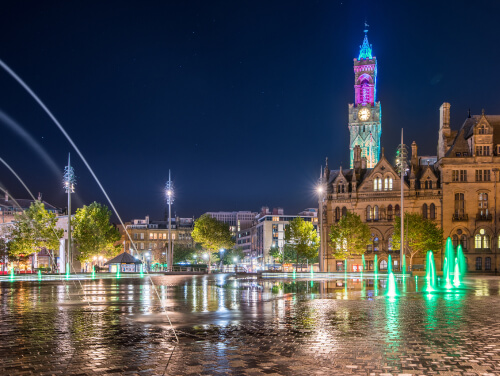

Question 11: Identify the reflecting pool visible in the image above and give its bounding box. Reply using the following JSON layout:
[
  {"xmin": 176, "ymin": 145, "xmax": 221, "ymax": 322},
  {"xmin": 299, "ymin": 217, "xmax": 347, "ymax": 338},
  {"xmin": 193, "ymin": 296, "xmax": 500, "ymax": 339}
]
[{"xmin": 1, "ymin": 274, "xmax": 500, "ymax": 375}]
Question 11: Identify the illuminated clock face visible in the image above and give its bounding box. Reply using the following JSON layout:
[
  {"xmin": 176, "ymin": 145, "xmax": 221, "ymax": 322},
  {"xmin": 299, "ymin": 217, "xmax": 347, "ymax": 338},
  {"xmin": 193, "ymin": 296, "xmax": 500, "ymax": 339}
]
[{"xmin": 358, "ymin": 108, "xmax": 370, "ymax": 121}]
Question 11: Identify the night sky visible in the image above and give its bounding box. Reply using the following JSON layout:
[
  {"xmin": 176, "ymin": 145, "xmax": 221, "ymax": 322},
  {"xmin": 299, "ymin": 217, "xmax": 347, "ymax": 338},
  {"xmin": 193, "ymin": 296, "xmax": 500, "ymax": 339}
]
[{"xmin": 0, "ymin": 1, "xmax": 498, "ymax": 222}]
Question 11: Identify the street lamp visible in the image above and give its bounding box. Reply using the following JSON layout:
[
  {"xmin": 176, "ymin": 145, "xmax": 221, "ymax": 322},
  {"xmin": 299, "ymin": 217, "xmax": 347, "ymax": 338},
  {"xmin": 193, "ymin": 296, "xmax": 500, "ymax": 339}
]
[
  {"xmin": 63, "ymin": 153, "xmax": 76, "ymax": 274},
  {"xmin": 233, "ymin": 257, "xmax": 238, "ymax": 272},
  {"xmin": 219, "ymin": 248, "xmax": 225, "ymax": 272},
  {"xmin": 165, "ymin": 170, "xmax": 174, "ymax": 272},
  {"xmin": 317, "ymin": 183, "xmax": 325, "ymax": 272}
]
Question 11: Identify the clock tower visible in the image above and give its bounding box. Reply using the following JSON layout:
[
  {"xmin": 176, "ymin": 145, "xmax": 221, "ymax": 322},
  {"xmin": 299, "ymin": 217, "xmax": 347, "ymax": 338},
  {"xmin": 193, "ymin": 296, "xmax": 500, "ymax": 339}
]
[{"xmin": 348, "ymin": 28, "xmax": 381, "ymax": 168}]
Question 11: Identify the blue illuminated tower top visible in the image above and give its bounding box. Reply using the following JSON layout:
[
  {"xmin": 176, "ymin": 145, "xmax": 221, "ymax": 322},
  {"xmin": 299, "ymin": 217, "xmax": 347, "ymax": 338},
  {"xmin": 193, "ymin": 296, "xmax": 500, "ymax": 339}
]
[{"xmin": 358, "ymin": 30, "xmax": 373, "ymax": 60}]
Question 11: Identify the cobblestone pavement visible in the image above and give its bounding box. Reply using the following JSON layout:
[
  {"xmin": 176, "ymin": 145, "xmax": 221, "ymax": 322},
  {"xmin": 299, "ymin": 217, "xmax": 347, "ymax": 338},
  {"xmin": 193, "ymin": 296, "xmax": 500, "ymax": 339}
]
[{"xmin": 1, "ymin": 275, "xmax": 500, "ymax": 375}]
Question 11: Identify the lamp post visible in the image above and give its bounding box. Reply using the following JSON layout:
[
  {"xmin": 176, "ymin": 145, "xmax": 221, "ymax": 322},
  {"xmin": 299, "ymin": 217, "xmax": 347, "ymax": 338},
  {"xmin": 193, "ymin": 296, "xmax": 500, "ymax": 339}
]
[
  {"xmin": 63, "ymin": 153, "xmax": 76, "ymax": 274},
  {"xmin": 219, "ymin": 248, "xmax": 225, "ymax": 272},
  {"xmin": 233, "ymin": 256, "xmax": 238, "ymax": 272},
  {"xmin": 317, "ymin": 184, "xmax": 325, "ymax": 272},
  {"xmin": 166, "ymin": 170, "xmax": 174, "ymax": 272}
]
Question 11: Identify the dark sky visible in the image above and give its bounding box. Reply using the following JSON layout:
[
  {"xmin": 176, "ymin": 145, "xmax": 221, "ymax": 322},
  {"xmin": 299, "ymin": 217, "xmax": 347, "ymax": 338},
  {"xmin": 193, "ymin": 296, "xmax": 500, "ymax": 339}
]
[{"xmin": 0, "ymin": 1, "xmax": 498, "ymax": 222}]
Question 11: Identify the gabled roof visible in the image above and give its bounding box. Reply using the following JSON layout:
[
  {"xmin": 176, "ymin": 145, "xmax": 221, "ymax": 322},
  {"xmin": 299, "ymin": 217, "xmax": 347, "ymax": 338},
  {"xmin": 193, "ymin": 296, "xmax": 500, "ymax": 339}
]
[{"xmin": 105, "ymin": 252, "xmax": 142, "ymax": 265}]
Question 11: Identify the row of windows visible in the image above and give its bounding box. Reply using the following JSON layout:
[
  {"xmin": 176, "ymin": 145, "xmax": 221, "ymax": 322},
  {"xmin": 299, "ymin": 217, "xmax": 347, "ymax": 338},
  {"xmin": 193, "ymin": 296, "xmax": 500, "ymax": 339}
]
[
  {"xmin": 452, "ymin": 229, "xmax": 500, "ymax": 250},
  {"xmin": 133, "ymin": 232, "xmax": 183, "ymax": 240},
  {"xmin": 454, "ymin": 192, "xmax": 490, "ymax": 216},
  {"xmin": 373, "ymin": 177, "xmax": 393, "ymax": 191}
]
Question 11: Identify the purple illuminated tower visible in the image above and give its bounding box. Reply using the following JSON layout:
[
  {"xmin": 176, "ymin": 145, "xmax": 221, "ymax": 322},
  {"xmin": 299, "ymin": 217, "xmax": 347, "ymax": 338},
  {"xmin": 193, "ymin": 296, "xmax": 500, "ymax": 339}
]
[{"xmin": 348, "ymin": 27, "xmax": 381, "ymax": 168}]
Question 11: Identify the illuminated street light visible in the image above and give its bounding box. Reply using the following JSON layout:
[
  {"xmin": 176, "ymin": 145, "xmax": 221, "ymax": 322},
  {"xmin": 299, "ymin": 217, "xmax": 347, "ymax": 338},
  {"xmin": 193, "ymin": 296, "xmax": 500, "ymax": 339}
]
[
  {"xmin": 63, "ymin": 153, "xmax": 76, "ymax": 274},
  {"xmin": 165, "ymin": 170, "xmax": 174, "ymax": 272}
]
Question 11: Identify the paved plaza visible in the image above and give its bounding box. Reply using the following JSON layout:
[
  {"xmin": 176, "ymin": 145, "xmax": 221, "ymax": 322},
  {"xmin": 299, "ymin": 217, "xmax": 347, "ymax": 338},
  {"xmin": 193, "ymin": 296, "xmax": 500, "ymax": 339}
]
[{"xmin": 1, "ymin": 274, "xmax": 500, "ymax": 375}]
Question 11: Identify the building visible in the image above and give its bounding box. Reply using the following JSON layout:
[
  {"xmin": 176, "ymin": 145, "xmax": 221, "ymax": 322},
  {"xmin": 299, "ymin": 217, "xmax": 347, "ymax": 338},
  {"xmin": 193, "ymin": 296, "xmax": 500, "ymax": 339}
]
[
  {"xmin": 205, "ymin": 211, "xmax": 257, "ymax": 233},
  {"xmin": 0, "ymin": 192, "xmax": 62, "ymax": 223},
  {"xmin": 247, "ymin": 207, "xmax": 318, "ymax": 271},
  {"xmin": 320, "ymin": 30, "xmax": 442, "ymax": 273},
  {"xmin": 119, "ymin": 215, "xmax": 194, "ymax": 266},
  {"xmin": 349, "ymin": 28, "xmax": 381, "ymax": 169},
  {"xmin": 437, "ymin": 104, "xmax": 500, "ymax": 273}
]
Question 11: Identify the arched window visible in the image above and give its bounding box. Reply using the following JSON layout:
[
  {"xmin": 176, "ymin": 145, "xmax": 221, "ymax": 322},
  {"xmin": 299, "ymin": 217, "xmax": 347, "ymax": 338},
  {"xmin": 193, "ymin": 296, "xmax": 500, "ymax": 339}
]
[
  {"xmin": 478, "ymin": 193, "xmax": 489, "ymax": 217},
  {"xmin": 374, "ymin": 205, "xmax": 379, "ymax": 220},
  {"xmin": 478, "ymin": 125, "xmax": 486, "ymax": 134},
  {"xmin": 335, "ymin": 207, "xmax": 340, "ymax": 222},
  {"xmin": 475, "ymin": 229, "xmax": 490, "ymax": 249},
  {"xmin": 395, "ymin": 204, "xmax": 400, "ymax": 217},
  {"xmin": 430, "ymin": 203, "xmax": 436, "ymax": 219},
  {"xmin": 373, "ymin": 179, "xmax": 378, "ymax": 191},
  {"xmin": 366, "ymin": 205, "xmax": 372, "ymax": 221},
  {"xmin": 388, "ymin": 235, "xmax": 393, "ymax": 251},
  {"xmin": 380, "ymin": 260, "xmax": 388, "ymax": 270},
  {"xmin": 452, "ymin": 234, "xmax": 458, "ymax": 247},
  {"xmin": 373, "ymin": 237, "xmax": 379, "ymax": 252},
  {"xmin": 384, "ymin": 177, "xmax": 393, "ymax": 190},
  {"xmin": 378, "ymin": 178, "xmax": 382, "ymax": 191},
  {"xmin": 387, "ymin": 205, "xmax": 393, "ymax": 221},
  {"xmin": 485, "ymin": 257, "xmax": 491, "ymax": 271},
  {"xmin": 461, "ymin": 234, "xmax": 467, "ymax": 251},
  {"xmin": 476, "ymin": 257, "xmax": 482, "ymax": 270},
  {"xmin": 342, "ymin": 206, "xmax": 347, "ymax": 217},
  {"xmin": 422, "ymin": 203, "xmax": 428, "ymax": 219}
]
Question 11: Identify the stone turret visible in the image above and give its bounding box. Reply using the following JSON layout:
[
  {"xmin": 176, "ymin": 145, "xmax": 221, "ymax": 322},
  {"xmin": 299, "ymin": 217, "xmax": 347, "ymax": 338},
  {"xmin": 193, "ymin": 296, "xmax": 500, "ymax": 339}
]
[{"xmin": 438, "ymin": 102, "xmax": 451, "ymax": 160}]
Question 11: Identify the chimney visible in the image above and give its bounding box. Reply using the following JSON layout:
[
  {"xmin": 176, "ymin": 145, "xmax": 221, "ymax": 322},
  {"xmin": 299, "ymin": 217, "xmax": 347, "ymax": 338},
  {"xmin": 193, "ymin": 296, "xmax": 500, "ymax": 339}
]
[
  {"xmin": 440, "ymin": 102, "xmax": 451, "ymax": 136},
  {"xmin": 361, "ymin": 157, "xmax": 367, "ymax": 169},
  {"xmin": 324, "ymin": 157, "xmax": 330, "ymax": 181},
  {"xmin": 411, "ymin": 141, "xmax": 418, "ymax": 169}
]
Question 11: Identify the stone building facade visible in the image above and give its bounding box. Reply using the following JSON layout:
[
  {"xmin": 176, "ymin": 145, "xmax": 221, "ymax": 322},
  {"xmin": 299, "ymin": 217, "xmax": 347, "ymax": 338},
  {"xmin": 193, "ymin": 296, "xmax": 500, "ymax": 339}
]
[
  {"xmin": 438, "ymin": 104, "xmax": 500, "ymax": 273},
  {"xmin": 118, "ymin": 215, "xmax": 194, "ymax": 266}
]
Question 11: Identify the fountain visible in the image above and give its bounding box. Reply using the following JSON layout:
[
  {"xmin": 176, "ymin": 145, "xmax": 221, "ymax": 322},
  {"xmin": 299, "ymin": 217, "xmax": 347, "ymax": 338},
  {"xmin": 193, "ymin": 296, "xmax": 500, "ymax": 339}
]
[
  {"xmin": 344, "ymin": 259, "xmax": 347, "ymax": 275},
  {"xmin": 310, "ymin": 264, "xmax": 314, "ymax": 278},
  {"xmin": 425, "ymin": 251, "xmax": 437, "ymax": 292},
  {"xmin": 457, "ymin": 244, "xmax": 467, "ymax": 276},
  {"xmin": 292, "ymin": 269, "xmax": 296, "ymax": 279},
  {"xmin": 453, "ymin": 257, "xmax": 461, "ymax": 287},
  {"xmin": 65, "ymin": 262, "xmax": 70, "ymax": 280},
  {"xmin": 9, "ymin": 267, "xmax": 14, "ymax": 280},
  {"xmin": 140, "ymin": 264, "xmax": 144, "ymax": 278},
  {"xmin": 445, "ymin": 237, "xmax": 455, "ymax": 277},
  {"xmin": 38, "ymin": 270, "xmax": 42, "ymax": 280},
  {"xmin": 443, "ymin": 257, "xmax": 452, "ymax": 289},
  {"xmin": 402, "ymin": 256, "xmax": 406, "ymax": 274},
  {"xmin": 374, "ymin": 254, "xmax": 378, "ymax": 274},
  {"xmin": 386, "ymin": 254, "xmax": 397, "ymax": 297},
  {"xmin": 91, "ymin": 265, "xmax": 96, "ymax": 279},
  {"xmin": 362, "ymin": 254, "xmax": 366, "ymax": 272}
]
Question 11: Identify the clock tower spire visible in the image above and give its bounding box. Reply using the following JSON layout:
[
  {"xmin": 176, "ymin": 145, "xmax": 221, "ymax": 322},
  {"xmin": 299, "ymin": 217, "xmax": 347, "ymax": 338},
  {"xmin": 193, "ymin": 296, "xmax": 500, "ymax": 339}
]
[{"xmin": 348, "ymin": 27, "xmax": 381, "ymax": 168}]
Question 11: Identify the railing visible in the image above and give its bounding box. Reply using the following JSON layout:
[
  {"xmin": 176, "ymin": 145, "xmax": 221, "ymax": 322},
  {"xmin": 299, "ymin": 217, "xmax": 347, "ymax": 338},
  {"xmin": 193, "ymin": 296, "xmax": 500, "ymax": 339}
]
[
  {"xmin": 452, "ymin": 213, "xmax": 468, "ymax": 221},
  {"xmin": 476, "ymin": 213, "xmax": 492, "ymax": 222}
]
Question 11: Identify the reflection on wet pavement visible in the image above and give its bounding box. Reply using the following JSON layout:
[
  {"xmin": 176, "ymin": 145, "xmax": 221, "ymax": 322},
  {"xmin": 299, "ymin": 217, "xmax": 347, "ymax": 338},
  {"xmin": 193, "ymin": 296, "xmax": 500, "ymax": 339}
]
[{"xmin": 1, "ymin": 274, "xmax": 500, "ymax": 375}]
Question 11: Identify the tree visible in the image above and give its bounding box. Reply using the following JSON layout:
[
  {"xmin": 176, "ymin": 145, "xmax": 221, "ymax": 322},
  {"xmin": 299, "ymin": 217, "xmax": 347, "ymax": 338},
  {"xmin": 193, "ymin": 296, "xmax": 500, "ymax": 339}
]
[
  {"xmin": 392, "ymin": 212, "xmax": 443, "ymax": 269},
  {"xmin": 9, "ymin": 201, "xmax": 63, "ymax": 258},
  {"xmin": 72, "ymin": 202, "xmax": 121, "ymax": 262},
  {"xmin": 328, "ymin": 211, "xmax": 371, "ymax": 261},
  {"xmin": 270, "ymin": 244, "xmax": 297, "ymax": 269},
  {"xmin": 191, "ymin": 214, "xmax": 234, "ymax": 273},
  {"xmin": 173, "ymin": 245, "xmax": 196, "ymax": 264},
  {"xmin": 221, "ymin": 247, "xmax": 244, "ymax": 265},
  {"xmin": 284, "ymin": 217, "xmax": 319, "ymax": 271}
]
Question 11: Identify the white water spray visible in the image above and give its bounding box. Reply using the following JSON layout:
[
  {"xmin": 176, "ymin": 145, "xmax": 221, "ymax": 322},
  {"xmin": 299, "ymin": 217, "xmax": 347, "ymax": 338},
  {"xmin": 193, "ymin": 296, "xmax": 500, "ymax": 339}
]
[{"xmin": 0, "ymin": 59, "xmax": 178, "ymax": 344}]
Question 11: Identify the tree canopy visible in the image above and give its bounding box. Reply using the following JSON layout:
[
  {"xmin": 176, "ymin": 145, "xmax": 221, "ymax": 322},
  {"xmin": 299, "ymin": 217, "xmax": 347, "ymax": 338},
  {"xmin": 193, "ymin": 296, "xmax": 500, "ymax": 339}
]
[
  {"xmin": 191, "ymin": 214, "xmax": 234, "ymax": 272},
  {"xmin": 392, "ymin": 213, "xmax": 443, "ymax": 268},
  {"xmin": 9, "ymin": 201, "xmax": 63, "ymax": 258},
  {"xmin": 173, "ymin": 244, "xmax": 196, "ymax": 264},
  {"xmin": 328, "ymin": 211, "xmax": 371, "ymax": 260},
  {"xmin": 72, "ymin": 202, "xmax": 121, "ymax": 262},
  {"xmin": 221, "ymin": 247, "xmax": 244, "ymax": 265},
  {"xmin": 284, "ymin": 217, "xmax": 319, "ymax": 269}
]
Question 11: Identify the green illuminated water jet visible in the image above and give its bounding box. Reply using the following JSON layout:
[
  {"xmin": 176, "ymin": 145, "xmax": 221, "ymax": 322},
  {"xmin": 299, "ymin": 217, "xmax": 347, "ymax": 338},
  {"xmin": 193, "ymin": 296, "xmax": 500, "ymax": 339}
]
[
  {"xmin": 140, "ymin": 265, "xmax": 144, "ymax": 278},
  {"xmin": 386, "ymin": 254, "xmax": 397, "ymax": 297},
  {"xmin": 457, "ymin": 244, "xmax": 467, "ymax": 276},
  {"xmin": 453, "ymin": 257, "xmax": 460, "ymax": 287},
  {"xmin": 38, "ymin": 270, "xmax": 42, "ymax": 280},
  {"xmin": 443, "ymin": 257, "xmax": 452, "ymax": 289},
  {"xmin": 374, "ymin": 254, "xmax": 378, "ymax": 274},
  {"xmin": 91, "ymin": 265, "xmax": 95, "ymax": 279},
  {"xmin": 362, "ymin": 254, "xmax": 366, "ymax": 272},
  {"xmin": 65, "ymin": 263, "xmax": 70, "ymax": 280},
  {"xmin": 425, "ymin": 251, "xmax": 437, "ymax": 292},
  {"xmin": 310, "ymin": 264, "xmax": 313, "ymax": 278},
  {"xmin": 402, "ymin": 256, "xmax": 406, "ymax": 274},
  {"xmin": 9, "ymin": 267, "xmax": 14, "ymax": 280}
]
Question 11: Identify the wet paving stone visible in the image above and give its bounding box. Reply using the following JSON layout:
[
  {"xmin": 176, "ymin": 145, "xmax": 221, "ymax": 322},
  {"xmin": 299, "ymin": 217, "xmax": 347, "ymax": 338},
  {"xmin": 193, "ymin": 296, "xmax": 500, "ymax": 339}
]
[{"xmin": 1, "ymin": 275, "xmax": 500, "ymax": 375}]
